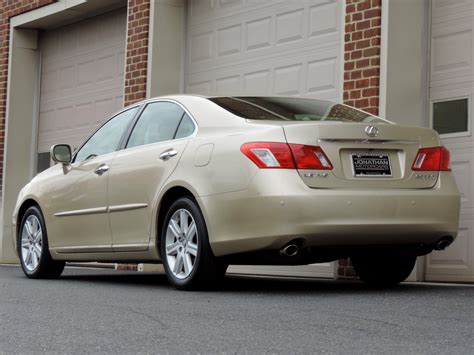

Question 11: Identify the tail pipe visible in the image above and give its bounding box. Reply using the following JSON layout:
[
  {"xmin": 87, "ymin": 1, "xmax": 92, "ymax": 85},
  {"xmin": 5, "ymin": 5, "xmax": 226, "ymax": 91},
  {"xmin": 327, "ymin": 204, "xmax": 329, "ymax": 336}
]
[
  {"xmin": 434, "ymin": 236, "xmax": 454, "ymax": 251},
  {"xmin": 279, "ymin": 244, "xmax": 299, "ymax": 257}
]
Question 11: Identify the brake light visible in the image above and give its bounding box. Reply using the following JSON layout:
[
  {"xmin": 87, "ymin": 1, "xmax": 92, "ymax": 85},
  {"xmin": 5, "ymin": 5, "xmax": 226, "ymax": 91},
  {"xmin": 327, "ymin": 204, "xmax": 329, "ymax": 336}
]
[
  {"xmin": 241, "ymin": 142, "xmax": 333, "ymax": 170},
  {"xmin": 412, "ymin": 146, "xmax": 451, "ymax": 171},
  {"xmin": 289, "ymin": 144, "xmax": 333, "ymax": 170}
]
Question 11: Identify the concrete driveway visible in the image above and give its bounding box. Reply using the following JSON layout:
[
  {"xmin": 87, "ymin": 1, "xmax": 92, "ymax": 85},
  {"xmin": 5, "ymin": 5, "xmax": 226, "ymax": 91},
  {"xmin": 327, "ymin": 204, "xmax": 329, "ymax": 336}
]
[{"xmin": 0, "ymin": 265, "xmax": 472, "ymax": 354}]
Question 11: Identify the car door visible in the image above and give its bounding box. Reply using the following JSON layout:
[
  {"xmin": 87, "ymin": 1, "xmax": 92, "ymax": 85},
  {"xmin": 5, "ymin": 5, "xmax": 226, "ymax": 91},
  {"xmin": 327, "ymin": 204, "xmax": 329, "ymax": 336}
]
[
  {"xmin": 48, "ymin": 107, "xmax": 139, "ymax": 252},
  {"xmin": 107, "ymin": 101, "xmax": 196, "ymax": 251}
]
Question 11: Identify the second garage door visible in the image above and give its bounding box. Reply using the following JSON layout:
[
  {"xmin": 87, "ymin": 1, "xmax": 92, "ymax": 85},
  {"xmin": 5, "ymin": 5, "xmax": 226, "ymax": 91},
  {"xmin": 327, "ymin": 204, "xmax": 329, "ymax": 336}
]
[
  {"xmin": 37, "ymin": 8, "xmax": 127, "ymax": 171},
  {"xmin": 185, "ymin": 0, "xmax": 344, "ymax": 278}
]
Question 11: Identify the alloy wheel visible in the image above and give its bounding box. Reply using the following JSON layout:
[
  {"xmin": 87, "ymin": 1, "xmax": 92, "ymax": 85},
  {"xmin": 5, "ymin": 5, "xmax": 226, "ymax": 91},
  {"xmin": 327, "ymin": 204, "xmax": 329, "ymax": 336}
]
[
  {"xmin": 165, "ymin": 209, "xmax": 199, "ymax": 279},
  {"xmin": 21, "ymin": 215, "xmax": 43, "ymax": 272}
]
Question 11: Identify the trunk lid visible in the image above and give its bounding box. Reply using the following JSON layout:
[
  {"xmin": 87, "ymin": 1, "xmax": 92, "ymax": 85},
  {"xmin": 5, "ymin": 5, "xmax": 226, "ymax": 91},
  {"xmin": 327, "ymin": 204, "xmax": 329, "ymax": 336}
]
[{"xmin": 253, "ymin": 121, "xmax": 441, "ymax": 189}]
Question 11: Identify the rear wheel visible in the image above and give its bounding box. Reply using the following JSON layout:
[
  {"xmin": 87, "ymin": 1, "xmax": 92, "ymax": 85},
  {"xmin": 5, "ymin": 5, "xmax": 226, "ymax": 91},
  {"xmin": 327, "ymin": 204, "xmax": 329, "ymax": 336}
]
[
  {"xmin": 161, "ymin": 197, "xmax": 226, "ymax": 290},
  {"xmin": 18, "ymin": 206, "xmax": 65, "ymax": 279},
  {"xmin": 351, "ymin": 253, "xmax": 416, "ymax": 287}
]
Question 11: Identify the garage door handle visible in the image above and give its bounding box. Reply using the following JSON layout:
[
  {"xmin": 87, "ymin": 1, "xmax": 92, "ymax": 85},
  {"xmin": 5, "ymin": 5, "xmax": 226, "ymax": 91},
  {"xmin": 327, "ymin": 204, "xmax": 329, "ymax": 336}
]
[
  {"xmin": 159, "ymin": 149, "xmax": 178, "ymax": 161},
  {"xmin": 94, "ymin": 164, "xmax": 109, "ymax": 176}
]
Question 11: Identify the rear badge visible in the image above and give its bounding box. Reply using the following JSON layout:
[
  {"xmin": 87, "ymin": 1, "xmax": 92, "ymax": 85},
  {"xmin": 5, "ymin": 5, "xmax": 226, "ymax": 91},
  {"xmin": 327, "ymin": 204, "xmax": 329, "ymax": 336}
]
[{"xmin": 365, "ymin": 125, "xmax": 379, "ymax": 137}]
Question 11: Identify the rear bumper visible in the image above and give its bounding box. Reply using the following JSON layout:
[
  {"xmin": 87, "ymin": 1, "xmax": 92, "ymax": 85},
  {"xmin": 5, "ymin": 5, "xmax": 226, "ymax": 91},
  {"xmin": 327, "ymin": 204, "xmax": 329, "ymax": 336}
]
[{"xmin": 198, "ymin": 171, "xmax": 460, "ymax": 257}]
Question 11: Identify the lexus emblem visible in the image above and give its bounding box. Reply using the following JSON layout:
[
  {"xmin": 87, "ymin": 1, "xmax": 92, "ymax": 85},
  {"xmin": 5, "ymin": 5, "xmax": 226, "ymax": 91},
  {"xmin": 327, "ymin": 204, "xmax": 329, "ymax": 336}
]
[{"xmin": 365, "ymin": 125, "xmax": 379, "ymax": 137}]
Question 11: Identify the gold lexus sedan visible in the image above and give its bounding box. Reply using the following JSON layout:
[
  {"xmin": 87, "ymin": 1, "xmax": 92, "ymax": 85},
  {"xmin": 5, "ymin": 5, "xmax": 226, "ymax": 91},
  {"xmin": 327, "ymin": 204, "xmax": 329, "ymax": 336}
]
[{"xmin": 13, "ymin": 96, "xmax": 460, "ymax": 289}]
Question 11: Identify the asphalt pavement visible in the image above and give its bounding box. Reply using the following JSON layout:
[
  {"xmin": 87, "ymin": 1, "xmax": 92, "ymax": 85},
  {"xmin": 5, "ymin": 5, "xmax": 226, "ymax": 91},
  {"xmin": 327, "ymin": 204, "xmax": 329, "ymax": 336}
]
[{"xmin": 0, "ymin": 265, "xmax": 473, "ymax": 354}]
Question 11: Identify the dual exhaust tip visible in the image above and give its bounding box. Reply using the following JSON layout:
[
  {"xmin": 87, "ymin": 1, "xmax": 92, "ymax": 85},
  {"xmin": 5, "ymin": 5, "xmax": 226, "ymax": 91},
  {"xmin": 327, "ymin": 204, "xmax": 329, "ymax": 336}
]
[
  {"xmin": 280, "ymin": 236, "xmax": 454, "ymax": 257},
  {"xmin": 434, "ymin": 236, "xmax": 453, "ymax": 251},
  {"xmin": 279, "ymin": 243, "xmax": 299, "ymax": 257}
]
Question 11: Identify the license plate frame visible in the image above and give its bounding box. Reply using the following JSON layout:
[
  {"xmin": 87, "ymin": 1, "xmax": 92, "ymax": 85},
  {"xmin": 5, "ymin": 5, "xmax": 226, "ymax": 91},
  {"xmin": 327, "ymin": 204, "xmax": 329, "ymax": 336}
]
[{"xmin": 351, "ymin": 152, "xmax": 392, "ymax": 177}]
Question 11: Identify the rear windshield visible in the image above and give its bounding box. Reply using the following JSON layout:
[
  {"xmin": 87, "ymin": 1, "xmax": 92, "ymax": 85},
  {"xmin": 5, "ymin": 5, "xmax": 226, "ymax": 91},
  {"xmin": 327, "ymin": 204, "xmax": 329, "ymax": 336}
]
[{"xmin": 208, "ymin": 97, "xmax": 387, "ymax": 123}]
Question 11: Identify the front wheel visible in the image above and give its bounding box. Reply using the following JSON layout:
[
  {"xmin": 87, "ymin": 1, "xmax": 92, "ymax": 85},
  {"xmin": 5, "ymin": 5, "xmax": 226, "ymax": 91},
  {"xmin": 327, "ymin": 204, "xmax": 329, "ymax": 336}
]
[
  {"xmin": 161, "ymin": 197, "xmax": 226, "ymax": 290},
  {"xmin": 351, "ymin": 253, "xmax": 416, "ymax": 287},
  {"xmin": 18, "ymin": 206, "xmax": 65, "ymax": 279}
]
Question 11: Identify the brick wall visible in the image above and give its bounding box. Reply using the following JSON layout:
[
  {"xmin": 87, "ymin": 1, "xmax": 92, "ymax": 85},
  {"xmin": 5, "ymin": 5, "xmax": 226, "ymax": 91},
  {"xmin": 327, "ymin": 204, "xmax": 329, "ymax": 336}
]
[
  {"xmin": 340, "ymin": 0, "xmax": 382, "ymax": 278},
  {"xmin": 343, "ymin": 0, "xmax": 382, "ymax": 115},
  {"xmin": 0, "ymin": 0, "xmax": 57, "ymax": 192},
  {"xmin": 124, "ymin": 0, "xmax": 150, "ymax": 107}
]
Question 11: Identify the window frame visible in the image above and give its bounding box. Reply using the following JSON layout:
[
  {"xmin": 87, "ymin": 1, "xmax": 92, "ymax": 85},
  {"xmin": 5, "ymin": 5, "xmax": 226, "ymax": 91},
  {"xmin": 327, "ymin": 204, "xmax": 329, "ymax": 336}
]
[
  {"xmin": 121, "ymin": 99, "xmax": 198, "ymax": 150},
  {"xmin": 430, "ymin": 95, "xmax": 471, "ymax": 139},
  {"xmin": 72, "ymin": 104, "xmax": 142, "ymax": 163}
]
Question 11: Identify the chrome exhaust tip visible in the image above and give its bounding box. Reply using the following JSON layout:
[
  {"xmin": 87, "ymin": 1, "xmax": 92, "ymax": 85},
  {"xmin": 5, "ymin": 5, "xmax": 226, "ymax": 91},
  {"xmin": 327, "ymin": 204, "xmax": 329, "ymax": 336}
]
[
  {"xmin": 280, "ymin": 244, "xmax": 299, "ymax": 257},
  {"xmin": 434, "ymin": 236, "xmax": 453, "ymax": 251}
]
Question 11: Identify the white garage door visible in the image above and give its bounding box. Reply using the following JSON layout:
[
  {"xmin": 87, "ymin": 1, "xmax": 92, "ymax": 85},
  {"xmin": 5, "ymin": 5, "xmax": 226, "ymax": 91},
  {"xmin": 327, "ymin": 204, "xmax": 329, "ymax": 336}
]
[
  {"xmin": 426, "ymin": 0, "xmax": 474, "ymax": 282},
  {"xmin": 38, "ymin": 8, "xmax": 127, "ymax": 161},
  {"xmin": 185, "ymin": 0, "xmax": 344, "ymax": 278}
]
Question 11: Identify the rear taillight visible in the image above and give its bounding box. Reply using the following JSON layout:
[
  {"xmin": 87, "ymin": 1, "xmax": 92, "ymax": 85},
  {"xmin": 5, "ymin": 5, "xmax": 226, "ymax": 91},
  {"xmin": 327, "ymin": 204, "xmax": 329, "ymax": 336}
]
[
  {"xmin": 289, "ymin": 144, "xmax": 333, "ymax": 170},
  {"xmin": 240, "ymin": 142, "xmax": 333, "ymax": 170},
  {"xmin": 240, "ymin": 142, "xmax": 295, "ymax": 168},
  {"xmin": 412, "ymin": 146, "xmax": 451, "ymax": 171}
]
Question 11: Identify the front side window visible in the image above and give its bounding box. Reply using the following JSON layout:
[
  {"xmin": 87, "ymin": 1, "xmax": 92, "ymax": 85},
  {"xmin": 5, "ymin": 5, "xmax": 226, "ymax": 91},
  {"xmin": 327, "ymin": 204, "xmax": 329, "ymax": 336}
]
[
  {"xmin": 127, "ymin": 102, "xmax": 188, "ymax": 149},
  {"xmin": 75, "ymin": 107, "xmax": 138, "ymax": 162}
]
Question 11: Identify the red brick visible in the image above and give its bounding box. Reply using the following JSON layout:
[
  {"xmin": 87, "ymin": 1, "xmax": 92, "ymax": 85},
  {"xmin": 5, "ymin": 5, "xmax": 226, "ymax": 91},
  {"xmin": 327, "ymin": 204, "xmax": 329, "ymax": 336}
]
[
  {"xmin": 352, "ymin": 30, "xmax": 363, "ymax": 41},
  {"xmin": 344, "ymin": 81, "xmax": 355, "ymax": 90},
  {"xmin": 351, "ymin": 70, "xmax": 362, "ymax": 79},
  {"xmin": 352, "ymin": 12, "xmax": 362, "ymax": 21},
  {"xmin": 355, "ymin": 39, "xmax": 371, "ymax": 49},
  {"xmin": 357, "ymin": 1, "xmax": 371, "ymax": 12},
  {"xmin": 362, "ymin": 87, "xmax": 378, "ymax": 97},
  {"xmin": 364, "ymin": 28, "xmax": 380, "ymax": 38},
  {"xmin": 344, "ymin": 61, "xmax": 355, "ymax": 71},
  {"xmin": 363, "ymin": 47, "xmax": 380, "ymax": 57},
  {"xmin": 355, "ymin": 79, "xmax": 370, "ymax": 89},
  {"xmin": 364, "ymin": 8, "xmax": 381, "ymax": 19},
  {"xmin": 351, "ymin": 50, "xmax": 363, "ymax": 60},
  {"xmin": 362, "ymin": 67, "xmax": 379, "ymax": 77},
  {"xmin": 356, "ymin": 20, "xmax": 371, "ymax": 31},
  {"xmin": 355, "ymin": 98, "xmax": 369, "ymax": 108},
  {"xmin": 355, "ymin": 58, "xmax": 370, "ymax": 68},
  {"xmin": 350, "ymin": 90, "xmax": 361, "ymax": 99}
]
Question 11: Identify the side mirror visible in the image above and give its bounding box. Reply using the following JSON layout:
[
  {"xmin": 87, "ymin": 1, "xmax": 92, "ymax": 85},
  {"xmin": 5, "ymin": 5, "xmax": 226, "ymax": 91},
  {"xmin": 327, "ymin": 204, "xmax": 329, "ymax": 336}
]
[{"xmin": 50, "ymin": 144, "xmax": 72, "ymax": 165}]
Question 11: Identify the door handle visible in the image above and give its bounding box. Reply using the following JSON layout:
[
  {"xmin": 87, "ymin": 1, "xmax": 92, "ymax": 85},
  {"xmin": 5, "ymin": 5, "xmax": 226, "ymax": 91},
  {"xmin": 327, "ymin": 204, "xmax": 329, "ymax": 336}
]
[
  {"xmin": 159, "ymin": 149, "xmax": 178, "ymax": 161},
  {"xmin": 94, "ymin": 164, "xmax": 110, "ymax": 176}
]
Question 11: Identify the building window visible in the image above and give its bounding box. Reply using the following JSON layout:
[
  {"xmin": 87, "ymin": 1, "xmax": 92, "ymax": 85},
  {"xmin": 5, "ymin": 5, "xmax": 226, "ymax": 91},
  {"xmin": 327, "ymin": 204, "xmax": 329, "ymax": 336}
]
[
  {"xmin": 433, "ymin": 98, "xmax": 469, "ymax": 135},
  {"xmin": 37, "ymin": 152, "xmax": 51, "ymax": 173}
]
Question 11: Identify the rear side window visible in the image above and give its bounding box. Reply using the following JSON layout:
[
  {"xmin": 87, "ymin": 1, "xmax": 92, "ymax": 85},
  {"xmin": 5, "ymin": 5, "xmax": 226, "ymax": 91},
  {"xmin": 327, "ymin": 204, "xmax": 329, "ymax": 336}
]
[
  {"xmin": 175, "ymin": 114, "xmax": 195, "ymax": 139},
  {"xmin": 127, "ymin": 102, "xmax": 185, "ymax": 148},
  {"xmin": 208, "ymin": 97, "xmax": 387, "ymax": 123}
]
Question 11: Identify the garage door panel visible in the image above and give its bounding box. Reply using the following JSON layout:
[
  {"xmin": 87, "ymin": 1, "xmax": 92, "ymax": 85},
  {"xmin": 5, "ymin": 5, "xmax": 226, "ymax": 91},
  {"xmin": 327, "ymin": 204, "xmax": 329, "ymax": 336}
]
[
  {"xmin": 38, "ymin": 8, "xmax": 126, "ymax": 154},
  {"xmin": 426, "ymin": 1, "xmax": 474, "ymax": 282},
  {"xmin": 186, "ymin": 0, "xmax": 342, "ymax": 76},
  {"xmin": 187, "ymin": 47, "xmax": 341, "ymax": 100},
  {"xmin": 426, "ymin": 219, "xmax": 473, "ymax": 282}
]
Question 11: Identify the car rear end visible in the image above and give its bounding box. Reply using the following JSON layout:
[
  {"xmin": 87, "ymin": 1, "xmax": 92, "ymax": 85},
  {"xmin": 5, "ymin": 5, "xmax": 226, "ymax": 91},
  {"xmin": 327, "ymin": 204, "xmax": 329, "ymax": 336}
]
[{"xmin": 201, "ymin": 97, "xmax": 460, "ymax": 259}]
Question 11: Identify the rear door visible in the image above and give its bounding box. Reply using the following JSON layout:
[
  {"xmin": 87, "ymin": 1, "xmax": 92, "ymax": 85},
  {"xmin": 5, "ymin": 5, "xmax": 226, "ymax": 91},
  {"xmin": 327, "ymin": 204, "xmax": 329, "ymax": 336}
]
[{"xmin": 107, "ymin": 101, "xmax": 195, "ymax": 251}]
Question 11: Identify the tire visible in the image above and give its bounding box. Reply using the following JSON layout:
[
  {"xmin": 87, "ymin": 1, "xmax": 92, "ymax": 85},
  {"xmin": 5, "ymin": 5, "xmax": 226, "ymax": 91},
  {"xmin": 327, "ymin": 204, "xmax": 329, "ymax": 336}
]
[
  {"xmin": 160, "ymin": 197, "xmax": 226, "ymax": 290},
  {"xmin": 351, "ymin": 253, "xmax": 416, "ymax": 287},
  {"xmin": 18, "ymin": 206, "xmax": 65, "ymax": 279}
]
